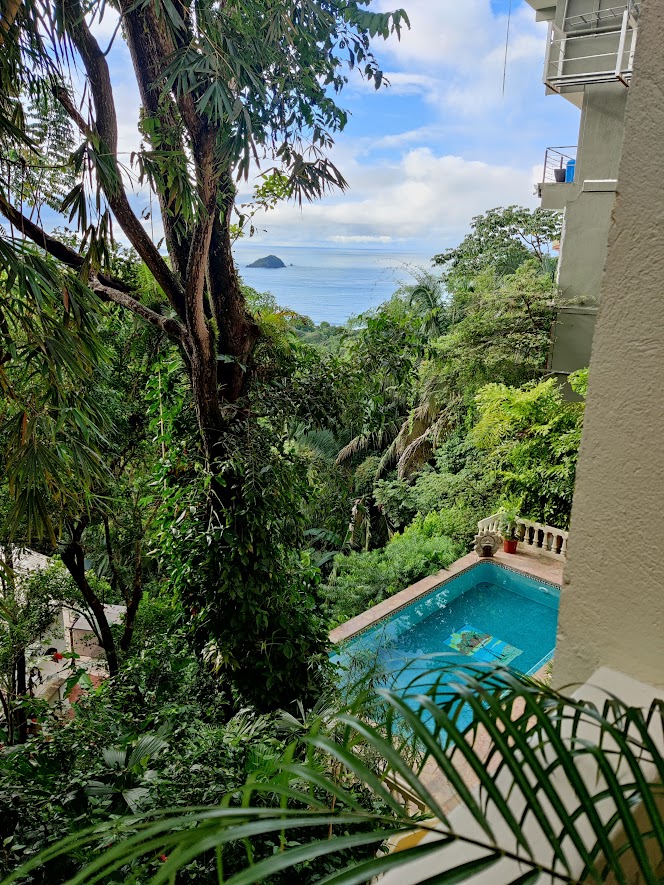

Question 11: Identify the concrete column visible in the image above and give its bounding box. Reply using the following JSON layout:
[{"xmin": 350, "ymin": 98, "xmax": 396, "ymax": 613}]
[
  {"xmin": 575, "ymin": 84, "xmax": 626, "ymax": 183},
  {"xmin": 554, "ymin": 1, "xmax": 664, "ymax": 688},
  {"xmin": 555, "ymin": 87, "xmax": 626, "ymax": 311}
]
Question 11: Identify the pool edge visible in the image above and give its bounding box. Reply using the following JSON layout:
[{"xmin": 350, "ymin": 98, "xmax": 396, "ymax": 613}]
[{"xmin": 329, "ymin": 552, "xmax": 563, "ymax": 646}]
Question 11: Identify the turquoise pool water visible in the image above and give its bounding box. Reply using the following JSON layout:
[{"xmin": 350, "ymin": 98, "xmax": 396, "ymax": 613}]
[{"xmin": 332, "ymin": 562, "xmax": 560, "ymax": 712}]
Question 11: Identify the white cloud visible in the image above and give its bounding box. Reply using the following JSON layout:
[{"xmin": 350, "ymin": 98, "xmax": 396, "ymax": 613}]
[
  {"xmin": 374, "ymin": 0, "xmax": 547, "ymax": 115},
  {"xmin": 379, "ymin": 72, "xmax": 440, "ymax": 97},
  {"xmin": 329, "ymin": 235, "xmax": 394, "ymax": 243},
  {"xmin": 244, "ymin": 147, "xmax": 539, "ymax": 251},
  {"xmin": 370, "ymin": 126, "xmax": 443, "ymax": 149},
  {"xmin": 57, "ymin": 0, "xmax": 574, "ymax": 256},
  {"xmin": 89, "ymin": 7, "xmax": 121, "ymax": 42},
  {"xmin": 375, "ymin": 0, "xmax": 495, "ymax": 67}
]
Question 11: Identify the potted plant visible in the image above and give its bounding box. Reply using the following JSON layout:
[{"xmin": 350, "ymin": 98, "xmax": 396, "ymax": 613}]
[{"xmin": 498, "ymin": 505, "xmax": 520, "ymax": 554}]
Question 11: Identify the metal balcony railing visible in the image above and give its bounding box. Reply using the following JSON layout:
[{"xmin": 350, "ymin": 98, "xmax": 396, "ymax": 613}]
[
  {"xmin": 542, "ymin": 146, "xmax": 577, "ymax": 184},
  {"xmin": 543, "ymin": 3, "xmax": 639, "ymax": 91},
  {"xmin": 565, "ymin": 1, "xmax": 640, "ymax": 33}
]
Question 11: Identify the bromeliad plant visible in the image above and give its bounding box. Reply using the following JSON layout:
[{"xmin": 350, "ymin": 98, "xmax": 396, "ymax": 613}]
[{"xmin": 4, "ymin": 663, "xmax": 664, "ymax": 884}]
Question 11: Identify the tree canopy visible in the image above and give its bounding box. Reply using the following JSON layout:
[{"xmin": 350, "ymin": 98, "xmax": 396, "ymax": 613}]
[
  {"xmin": 0, "ymin": 19, "xmax": 594, "ymax": 871},
  {"xmin": 0, "ymin": 0, "xmax": 408, "ymax": 707}
]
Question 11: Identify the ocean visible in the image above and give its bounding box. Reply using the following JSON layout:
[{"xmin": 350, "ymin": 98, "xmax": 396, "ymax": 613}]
[{"xmin": 232, "ymin": 245, "xmax": 433, "ymax": 325}]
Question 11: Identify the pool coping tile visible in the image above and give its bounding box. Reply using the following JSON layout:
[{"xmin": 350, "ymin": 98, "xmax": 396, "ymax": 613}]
[{"xmin": 329, "ymin": 548, "xmax": 564, "ymax": 645}]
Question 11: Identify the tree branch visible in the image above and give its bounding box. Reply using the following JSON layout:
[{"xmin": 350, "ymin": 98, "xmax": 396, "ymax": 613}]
[
  {"xmin": 119, "ymin": 0, "xmax": 207, "ymax": 151},
  {"xmin": 119, "ymin": 508, "xmax": 143, "ymax": 653},
  {"xmin": 102, "ymin": 513, "xmax": 122, "ymax": 596},
  {"xmin": 113, "ymin": 7, "xmax": 192, "ymax": 282},
  {"xmin": 92, "ymin": 281, "xmax": 187, "ymax": 341},
  {"xmin": 0, "ymin": 190, "xmax": 100, "ymax": 276},
  {"xmin": 0, "ymin": 191, "xmax": 188, "ymax": 342},
  {"xmin": 60, "ymin": 519, "xmax": 120, "ymax": 679},
  {"xmin": 184, "ymin": 132, "xmax": 217, "ymax": 352},
  {"xmin": 53, "ymin": 84, "xmax": 94, "ymax": 140},
  {"xmin": 117, "ymin": 0, "xmax": 224, "ymax": 283},
  {"xmin": 58, "ymin": 0, "xmax": 187, "ymax": 317}
]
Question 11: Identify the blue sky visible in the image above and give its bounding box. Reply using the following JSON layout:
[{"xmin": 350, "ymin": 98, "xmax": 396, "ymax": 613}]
[{"xmin": 99, "ymin": 0, "xmax": 580, "ymax": 257}]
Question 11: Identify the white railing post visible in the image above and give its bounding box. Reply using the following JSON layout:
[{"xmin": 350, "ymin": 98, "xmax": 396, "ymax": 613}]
[
  {"xmin": 616, "ymin": 8, "xmax": 628, "ymax": 77},
  {"xmin": 557, "ymin": 35, "xmax": 567, "ymax": 80},
  {"xmin": 543, "ymin": 20, "xmax": 553, "ymax": 85},
  {"xmin": 628, "ymin": 24, "xmax": 637, "ymax": 70}
]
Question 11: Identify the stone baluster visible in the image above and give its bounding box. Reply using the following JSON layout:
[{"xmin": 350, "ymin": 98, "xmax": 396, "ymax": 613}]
[{"xmin": 477, "ymin": 513, "xmax": 569, "ymax": 558}]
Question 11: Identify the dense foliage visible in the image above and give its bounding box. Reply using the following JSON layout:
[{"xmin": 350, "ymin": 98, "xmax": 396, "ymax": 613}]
[
  {"xmin": 0, "ymin": 621, "xmax": 389, "ymax": 883},
  {"xmin": 0, "ymin": 0, "xmax": 409, "ymax": 711},
  {"xmin": 322, "ymin": 524, "xmax": 462, "ymax": 626},
  {"xmin": 6, "ymin": 664, "xmax": 664, "ymax": 885},
  {"xmin": 0, "ymin": 0, "xmax": 599, "ymax": 863},
  {"xmin": 472, "ymin": 368, "xmax": 587, "ymax": 528},
  {"xmin": 0, "ymin": 188, "xmax": 592, "ymax": 881}
]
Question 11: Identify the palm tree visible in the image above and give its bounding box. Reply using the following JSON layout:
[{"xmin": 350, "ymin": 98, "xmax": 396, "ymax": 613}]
[
  {"xmin": 403, "ymin": 271, "xmax": 450, "ymax": 340},
  {"xmin": 376, "ymin": 375, "xmax": 461, "ymax": 480}
]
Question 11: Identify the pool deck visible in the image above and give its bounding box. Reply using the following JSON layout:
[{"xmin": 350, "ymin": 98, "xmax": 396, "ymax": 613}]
[{"xmin": 329, "ymin": 548, "xmax": 564, "ymax": 645}]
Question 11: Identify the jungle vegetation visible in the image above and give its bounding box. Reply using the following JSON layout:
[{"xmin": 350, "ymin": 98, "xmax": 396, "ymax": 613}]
[
  {"xmin": 0, "ymin": 0, "xmax": 608, "ymax": 878},
  {"xmin": 0, "ymin": 194, "xmax": 589, "ymax": 880}
]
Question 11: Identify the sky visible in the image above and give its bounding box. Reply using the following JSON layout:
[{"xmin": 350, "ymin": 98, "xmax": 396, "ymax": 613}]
[{"xmin": 96, "ymin": 0, "xmax": 581, "ymax": 257}]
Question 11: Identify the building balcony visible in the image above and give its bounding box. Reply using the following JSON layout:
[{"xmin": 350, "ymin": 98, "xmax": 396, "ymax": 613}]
[
  {"xmin": 543, "ymin": 2, "xmax": 640, "ymax": 93},
  {"xmin": 536, "ymin": 145, "xmax": 577, "ymax": 210},
  {"xmin": 542, "ymin": 145, "xmax": 577, "ymax": 183}
]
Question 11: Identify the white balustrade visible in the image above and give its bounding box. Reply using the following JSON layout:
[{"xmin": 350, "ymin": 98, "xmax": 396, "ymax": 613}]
[{"xmin": 477, "ymin": 514, "xmax": 569, "ymax": 559}]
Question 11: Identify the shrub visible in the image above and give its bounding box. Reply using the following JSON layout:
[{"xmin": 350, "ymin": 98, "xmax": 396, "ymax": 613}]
[
  {"xmin": 472, "ymin": 371, "xmax": 587, "ymax": 528},
  {"xmin": 322, "ymin": 526, "xmax": 462, "ymax": 626},
  {"xmin": 400, "ymin": 508, "xmax": 479, "ymax": 545}
]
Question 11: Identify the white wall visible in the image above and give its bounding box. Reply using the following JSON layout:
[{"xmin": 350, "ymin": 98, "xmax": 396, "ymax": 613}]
[{"xmin": 555, "ymin": 0, "xmax": 664, "ymax": 688}]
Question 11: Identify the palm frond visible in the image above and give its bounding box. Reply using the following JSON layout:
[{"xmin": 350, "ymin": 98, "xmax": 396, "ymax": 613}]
[
  {"xmin": 127, "ymin": 734, "xmax": 168, "ymax": 770},
  {"xmin": 336, "ymin": 423, "xmax": 402, "ymax": 466},
  {"xmin": 395, "ymin": 432, "xmax": 434, "ymax": 480},
  {"xmin": 336, "ymin": 434, "xmax": 372, "ymax": 465},
  {"xmin": 8, "ymin": 664, "xmax": 664, "ymax": 885},
  {"xmin": 376, "ymin": 435, "xmax": 400, "ymax": 477},
  {"xmin": 296, "ymin": 428, "xmax": 341, "ymax": 462}
]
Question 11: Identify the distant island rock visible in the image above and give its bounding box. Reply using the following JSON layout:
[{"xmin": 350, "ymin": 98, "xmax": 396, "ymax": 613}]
[{"xmin": 247, "ymin": 255, "xmax": 286, "ymax": 269}]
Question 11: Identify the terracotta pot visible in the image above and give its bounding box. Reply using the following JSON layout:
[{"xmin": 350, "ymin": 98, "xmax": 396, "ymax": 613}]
[{"xmin": 503, "ymin": 538, "xmax": 518, "ymax": 554}]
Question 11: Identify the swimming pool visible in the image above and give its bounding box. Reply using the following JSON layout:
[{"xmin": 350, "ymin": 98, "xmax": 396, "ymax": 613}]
[{"xmin": 332, "ymin": 561, "xmax": 560, "ymax": 708}]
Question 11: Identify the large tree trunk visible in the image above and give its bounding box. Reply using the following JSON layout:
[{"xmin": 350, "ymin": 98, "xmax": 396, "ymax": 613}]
[
  {"xmin": 60, "ymin": 524, "xmax": 119, "ymax": 678},
  {"xmin": 208, "ymin": 202, "xmax": 260, "ymax": 404},
  {"xmin": 0, "ymin": 0, "xmax": 22, "ymax": 47}
]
